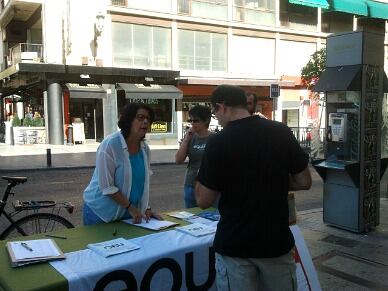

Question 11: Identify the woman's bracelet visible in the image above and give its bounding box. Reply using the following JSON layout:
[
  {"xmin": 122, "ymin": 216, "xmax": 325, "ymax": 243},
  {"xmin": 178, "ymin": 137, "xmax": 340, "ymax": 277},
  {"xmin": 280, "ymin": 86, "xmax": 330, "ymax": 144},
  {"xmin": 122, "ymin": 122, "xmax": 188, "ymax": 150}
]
[{"xmin": 126, "ymin": 202, "xmax": 132, "ymax": 209}]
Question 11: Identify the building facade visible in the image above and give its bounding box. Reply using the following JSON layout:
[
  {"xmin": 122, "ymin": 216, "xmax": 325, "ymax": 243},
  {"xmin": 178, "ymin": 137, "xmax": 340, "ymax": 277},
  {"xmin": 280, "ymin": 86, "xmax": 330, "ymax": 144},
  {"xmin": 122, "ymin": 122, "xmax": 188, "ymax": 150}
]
[{"xmin": 0, "ymin": 0, "xmax": 387, "ymax": 145}]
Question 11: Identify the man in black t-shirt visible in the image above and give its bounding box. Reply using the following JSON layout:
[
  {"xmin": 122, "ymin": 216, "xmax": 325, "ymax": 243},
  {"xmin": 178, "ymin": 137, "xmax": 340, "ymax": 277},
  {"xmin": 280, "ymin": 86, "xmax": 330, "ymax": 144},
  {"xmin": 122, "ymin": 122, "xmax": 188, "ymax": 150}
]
[{"xmin": 195, "ymin": 85, "xmax": 311, "ymax": 291}]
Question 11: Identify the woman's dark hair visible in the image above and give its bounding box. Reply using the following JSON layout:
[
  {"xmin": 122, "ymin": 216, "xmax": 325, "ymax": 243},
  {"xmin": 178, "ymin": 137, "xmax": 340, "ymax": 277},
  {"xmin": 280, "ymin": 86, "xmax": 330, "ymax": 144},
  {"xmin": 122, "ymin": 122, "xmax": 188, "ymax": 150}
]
[
  {"xmin": 118, "ymin": 103, "xmax": 155, "ymax": 139},
  {"xmin": 189, "ymin": 105, "xmax": 211, "ymax": 128}
]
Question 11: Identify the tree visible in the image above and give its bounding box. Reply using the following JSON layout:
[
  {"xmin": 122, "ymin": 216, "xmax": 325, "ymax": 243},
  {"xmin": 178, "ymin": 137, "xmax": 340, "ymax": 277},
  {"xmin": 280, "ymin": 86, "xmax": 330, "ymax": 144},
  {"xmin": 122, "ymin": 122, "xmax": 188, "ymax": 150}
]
[
  {"xmin": 301, "ymin": 48, "xmax": 326, "ymax": 90},
  {"xmin": 301, "ymin": 48, "xmax": 327, "ymax": 160}
]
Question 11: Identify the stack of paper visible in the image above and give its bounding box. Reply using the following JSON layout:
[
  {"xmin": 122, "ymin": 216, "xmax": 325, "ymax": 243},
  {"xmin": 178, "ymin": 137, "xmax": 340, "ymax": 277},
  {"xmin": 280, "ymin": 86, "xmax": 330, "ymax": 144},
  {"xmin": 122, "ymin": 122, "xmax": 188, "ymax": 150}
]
[
  {"xmin": 6, "ymin": 239, "xmax": 65, "ymax": 267},
  {"xmin": 183, "ymin": 216, "xmax": 215, "ymax": 226},
  {"xmin": 87, "ymin": 238, "xmax": 140, "ymax": 257},
  {"xmin": 166, "ymin": 211, "xmax": 195, "ymax": 219},
  {"xmin": 122, "ymin": 218, "xmax": 179, "ymax": 230},
  {"xmin": 175, "ymin": 223, "xmax": 216, "ymax": 237}
]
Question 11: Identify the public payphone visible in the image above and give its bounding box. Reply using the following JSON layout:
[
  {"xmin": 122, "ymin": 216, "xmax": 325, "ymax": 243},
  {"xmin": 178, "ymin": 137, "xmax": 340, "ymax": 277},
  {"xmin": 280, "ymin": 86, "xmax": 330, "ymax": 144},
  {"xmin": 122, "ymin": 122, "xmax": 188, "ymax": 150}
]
[
  {"xmin": 312, "ymin": 31, "xmax": 388, "ymax": 233},
  {"xmin": 328, "ymin": 113, "xmax": 347, "ymax": 143}
]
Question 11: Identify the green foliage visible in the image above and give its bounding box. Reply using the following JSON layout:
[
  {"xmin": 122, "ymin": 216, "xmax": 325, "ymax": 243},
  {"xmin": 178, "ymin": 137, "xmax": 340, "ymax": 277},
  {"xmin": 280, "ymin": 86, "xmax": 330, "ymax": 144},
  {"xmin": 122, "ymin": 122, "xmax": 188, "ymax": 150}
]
[
  {"xmin": 11, "ymin": 115, "xmax": 21, "ymax": 127},
  {"xmin": 33, "ymin": 116, "xmax": 44, "ymax": 127},
  {"xmin": 23, "ymin": 115, "xmax": 33, "ymax": 127},
  {"xmin": 301, "ymin": 48, "xmax": 326, "ymax": 89}
]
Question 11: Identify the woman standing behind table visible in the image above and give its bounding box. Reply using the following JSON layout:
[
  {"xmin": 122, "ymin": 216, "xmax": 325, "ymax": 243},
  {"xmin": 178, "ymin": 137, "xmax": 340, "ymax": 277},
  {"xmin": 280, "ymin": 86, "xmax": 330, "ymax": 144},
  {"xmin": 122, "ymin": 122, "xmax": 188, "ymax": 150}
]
[
  {"xmin": 83, "ymin": 103, "xmax": 162, "ymax": 225},
  {"xmin": 175, "ymin": 105, "xmax": 213, "ymax": 208}
]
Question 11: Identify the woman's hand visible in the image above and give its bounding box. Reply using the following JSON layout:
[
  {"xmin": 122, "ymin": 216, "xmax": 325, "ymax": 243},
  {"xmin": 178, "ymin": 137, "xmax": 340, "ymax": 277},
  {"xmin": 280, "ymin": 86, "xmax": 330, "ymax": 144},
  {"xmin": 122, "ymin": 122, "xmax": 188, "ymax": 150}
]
[
  {"xmin": 128, "ymin": 206, "xmax": 144, "ymax": 224},
  {"xmin": 145, "ymin": 208, "xmax": 164, "ymax": 221},
  {"xmin": 183, "ymin": 128, "xmax": 193, "ymax": 143}
]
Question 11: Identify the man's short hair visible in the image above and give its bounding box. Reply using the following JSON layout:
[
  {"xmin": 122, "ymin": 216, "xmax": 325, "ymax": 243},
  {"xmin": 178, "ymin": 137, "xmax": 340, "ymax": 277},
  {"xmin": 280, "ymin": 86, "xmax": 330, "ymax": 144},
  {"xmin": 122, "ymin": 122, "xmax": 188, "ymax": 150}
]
[{"xmin": 211, "ymin": 85, "xmax": 247, "ymax": 108}]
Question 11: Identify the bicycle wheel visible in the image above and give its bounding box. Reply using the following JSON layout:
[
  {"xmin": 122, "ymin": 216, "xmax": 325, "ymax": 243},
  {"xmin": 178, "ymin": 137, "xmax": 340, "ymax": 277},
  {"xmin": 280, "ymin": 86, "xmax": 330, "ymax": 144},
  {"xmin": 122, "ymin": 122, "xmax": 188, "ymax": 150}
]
[{"xmin": 0, "ymin": 213, "xmax": 74, "ymax": 240}]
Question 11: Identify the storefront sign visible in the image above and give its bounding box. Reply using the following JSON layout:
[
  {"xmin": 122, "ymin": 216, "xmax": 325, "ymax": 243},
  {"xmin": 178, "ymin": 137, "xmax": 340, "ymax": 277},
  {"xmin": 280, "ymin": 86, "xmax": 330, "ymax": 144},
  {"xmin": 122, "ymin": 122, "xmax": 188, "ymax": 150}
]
[
  {"xmin": 151, "ymin": 122, "xmax": 167, "ymax": 133},
  {"xmin": 129, "ymin": 98, "xmax": 159, "ymax": 105}
]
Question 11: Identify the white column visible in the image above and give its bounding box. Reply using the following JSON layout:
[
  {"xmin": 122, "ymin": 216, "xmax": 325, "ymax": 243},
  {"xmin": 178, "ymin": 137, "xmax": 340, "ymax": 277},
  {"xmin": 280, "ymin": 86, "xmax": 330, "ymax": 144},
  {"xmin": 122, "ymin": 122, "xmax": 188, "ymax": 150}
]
[
  {"xmin": 172, "ymin": 21, "xmax": 178, "ymax": 71},
  {"xmin": 317, "ymin": 8, "xmax": 322, "ymax": 33},
  {"xmin": 102, "ymin": 84, "xmax": 118, "ymax": 137}
]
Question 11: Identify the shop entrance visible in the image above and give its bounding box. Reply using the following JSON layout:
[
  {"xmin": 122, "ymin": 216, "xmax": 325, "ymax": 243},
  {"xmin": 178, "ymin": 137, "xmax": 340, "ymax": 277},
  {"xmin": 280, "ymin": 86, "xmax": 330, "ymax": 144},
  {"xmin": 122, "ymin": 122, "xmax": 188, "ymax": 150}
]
[{"xmin": 69, "ymin": 99, "xmax": 103, "ymax": 142}]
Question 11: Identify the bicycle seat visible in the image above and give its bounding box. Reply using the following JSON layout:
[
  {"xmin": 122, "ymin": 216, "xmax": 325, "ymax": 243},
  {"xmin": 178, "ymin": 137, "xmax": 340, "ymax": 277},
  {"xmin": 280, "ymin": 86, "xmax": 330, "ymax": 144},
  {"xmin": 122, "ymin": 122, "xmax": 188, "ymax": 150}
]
[{"xmin": 2, "ymin": 176, "xmax": 28, "ymax": 184}]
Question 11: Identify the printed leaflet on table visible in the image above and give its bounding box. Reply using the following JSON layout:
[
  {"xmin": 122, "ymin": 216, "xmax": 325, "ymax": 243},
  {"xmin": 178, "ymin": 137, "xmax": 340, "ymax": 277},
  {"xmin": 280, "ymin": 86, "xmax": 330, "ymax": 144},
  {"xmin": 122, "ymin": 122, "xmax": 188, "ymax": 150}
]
[
  {"xmin": 87, "ymin": 238, "xmax": 140, "ymax": 257},
  {"xmin": 175, "ymin": 223, "xmax": 216, "ymax": 237}
]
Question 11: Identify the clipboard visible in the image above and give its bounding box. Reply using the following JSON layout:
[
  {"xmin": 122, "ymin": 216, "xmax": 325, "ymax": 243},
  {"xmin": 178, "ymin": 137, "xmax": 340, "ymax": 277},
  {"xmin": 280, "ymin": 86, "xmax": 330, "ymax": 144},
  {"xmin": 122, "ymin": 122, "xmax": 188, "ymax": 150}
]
[{"xmin": 6, "ymin": 239, "xmax": 65, "ymax": 267}]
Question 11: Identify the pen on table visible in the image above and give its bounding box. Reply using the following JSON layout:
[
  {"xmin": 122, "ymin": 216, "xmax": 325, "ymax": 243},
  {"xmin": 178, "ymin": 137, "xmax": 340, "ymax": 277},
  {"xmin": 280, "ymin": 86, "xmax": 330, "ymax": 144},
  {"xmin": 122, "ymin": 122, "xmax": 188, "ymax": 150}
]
[
  {"xmin": 45, "ymin": 234, "xmax": 67, "ymax": 240},
  {"xmin": 20, "ymin": 242, "xmax": 33, "ymax": 252},
  {"xmin": 112, "ymin": 228, "xmax": 117, "ymax": 236}
]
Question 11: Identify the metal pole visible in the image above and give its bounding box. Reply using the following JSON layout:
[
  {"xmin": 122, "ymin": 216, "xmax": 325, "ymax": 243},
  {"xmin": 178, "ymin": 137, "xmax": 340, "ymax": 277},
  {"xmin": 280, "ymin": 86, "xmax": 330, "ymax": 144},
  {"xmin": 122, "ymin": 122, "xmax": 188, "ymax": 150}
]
[{"xmin": 46, "ymin": 148, "xmax": 52, "ymax": 167}]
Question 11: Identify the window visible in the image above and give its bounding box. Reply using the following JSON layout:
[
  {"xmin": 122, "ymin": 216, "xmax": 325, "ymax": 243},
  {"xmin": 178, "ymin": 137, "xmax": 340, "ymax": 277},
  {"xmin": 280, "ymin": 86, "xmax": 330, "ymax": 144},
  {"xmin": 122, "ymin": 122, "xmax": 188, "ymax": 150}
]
[
  {"xmin": 178, "ymin": 0, "xmax": 228, "ymax": 20},
  {"xmin": 178, "ymin": 29, "xmax": 227, "ymax": 72},
  {"xmin": 127, "ymin": 99, "xmax": 173, "ymax": 133},
  {"xmin": 112, "ymin": 23, "xmax": 171, "ymax": 69},
  {"xmin": 280, "ymin": 1, "xmax": 317, "ymax": 32},
  {"xmin": 233, "ymin": 0, "xmax": 275, "ymax": 26}
]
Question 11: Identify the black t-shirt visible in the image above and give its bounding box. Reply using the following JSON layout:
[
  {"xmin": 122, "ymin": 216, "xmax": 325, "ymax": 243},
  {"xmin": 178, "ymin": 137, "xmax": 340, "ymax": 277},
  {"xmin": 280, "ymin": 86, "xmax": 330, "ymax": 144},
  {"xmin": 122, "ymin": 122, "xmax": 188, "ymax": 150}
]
[{"xmin": 197, "ymin": 116, "xmax": 309, "ymax": 258}]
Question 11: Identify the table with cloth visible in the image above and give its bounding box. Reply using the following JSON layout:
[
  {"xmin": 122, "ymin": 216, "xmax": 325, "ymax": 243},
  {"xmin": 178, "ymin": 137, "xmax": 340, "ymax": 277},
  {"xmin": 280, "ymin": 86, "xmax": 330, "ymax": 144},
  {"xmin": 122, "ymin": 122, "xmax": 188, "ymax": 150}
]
[
  {"xmin": 0, "ymin": 209, "xmax": 320, "ymax": 291},
  {"xmin": 0, "ymin": 210, "xmax": 216, "ymax": 291}
]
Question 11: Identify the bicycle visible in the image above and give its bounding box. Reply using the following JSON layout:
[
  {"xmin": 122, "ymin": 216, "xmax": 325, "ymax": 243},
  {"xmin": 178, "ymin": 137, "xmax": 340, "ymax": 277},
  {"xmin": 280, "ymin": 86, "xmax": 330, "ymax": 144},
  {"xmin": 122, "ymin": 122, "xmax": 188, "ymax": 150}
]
[{"xmin": 0, "ymin": 176, "xmax": 75, "ymax": 240}]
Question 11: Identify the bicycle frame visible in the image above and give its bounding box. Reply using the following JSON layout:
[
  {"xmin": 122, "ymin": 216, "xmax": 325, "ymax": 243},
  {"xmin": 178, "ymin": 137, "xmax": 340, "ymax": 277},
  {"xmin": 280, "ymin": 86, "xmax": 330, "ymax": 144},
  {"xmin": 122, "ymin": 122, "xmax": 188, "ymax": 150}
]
[
  {"xmin": 0, "ymin": 180, "xmax": 30, "ymax": 236},
  {"xmin": 1, "ymin": 176, "xmax": 74, "ymax": 239}
]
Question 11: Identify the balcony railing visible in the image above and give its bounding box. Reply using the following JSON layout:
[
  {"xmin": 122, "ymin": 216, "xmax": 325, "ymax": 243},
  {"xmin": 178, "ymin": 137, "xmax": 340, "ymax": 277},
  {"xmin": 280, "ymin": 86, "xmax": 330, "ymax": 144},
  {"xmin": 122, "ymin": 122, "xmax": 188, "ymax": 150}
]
[{"xmin": 9, "ymin": 43, "xmax": 44, "ymax": 66}]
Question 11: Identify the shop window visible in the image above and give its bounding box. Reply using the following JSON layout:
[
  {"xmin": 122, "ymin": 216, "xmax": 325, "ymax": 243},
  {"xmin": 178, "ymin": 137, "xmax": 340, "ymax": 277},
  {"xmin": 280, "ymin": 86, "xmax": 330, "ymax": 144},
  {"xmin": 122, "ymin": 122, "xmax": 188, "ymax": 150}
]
[{"xmin": 127, "ymin": 98, "xmax": 173, "ymax": 133}]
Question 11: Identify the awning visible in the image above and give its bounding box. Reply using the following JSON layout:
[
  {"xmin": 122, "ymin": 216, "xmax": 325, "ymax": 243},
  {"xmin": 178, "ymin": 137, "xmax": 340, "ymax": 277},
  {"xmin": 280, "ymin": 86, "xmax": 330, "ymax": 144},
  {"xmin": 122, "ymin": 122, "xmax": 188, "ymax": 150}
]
[
  {"xmin": 289, "ymin": 0, "xmax": 329, "ymax": 9},
  {"xmin": 117, "ymin": 83, "xmax": 182, "ymax": 99},
  {"xmin": 328, "ymin": 0, "xmax": 368, "ymax": 16},
  {"xmin": 366, "ymin": 0, "xmax": 388, "ymax": 20},
  {"xmin": 313, "ymin": 65, "xmax": 362, "ymax": 92},
  {"xmin": 66, "ymin": 83, "xmax": 106, "ymax": 99}
]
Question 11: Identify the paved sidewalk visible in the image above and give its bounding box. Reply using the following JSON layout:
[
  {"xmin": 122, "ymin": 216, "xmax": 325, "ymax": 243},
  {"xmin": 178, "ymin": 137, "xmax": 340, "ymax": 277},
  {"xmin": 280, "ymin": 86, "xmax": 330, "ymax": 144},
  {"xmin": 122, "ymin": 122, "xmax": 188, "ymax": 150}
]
[
  {"xmin": 298, "ymin": 202, "xmax": 388, "ymax": 290},
  {"xmin": 1, "ymin": 143, "xmax": 388, "ymax": 289},
  {"xmin": 0, "ymin": 143, "xmax": 178, "ymax": 171}
]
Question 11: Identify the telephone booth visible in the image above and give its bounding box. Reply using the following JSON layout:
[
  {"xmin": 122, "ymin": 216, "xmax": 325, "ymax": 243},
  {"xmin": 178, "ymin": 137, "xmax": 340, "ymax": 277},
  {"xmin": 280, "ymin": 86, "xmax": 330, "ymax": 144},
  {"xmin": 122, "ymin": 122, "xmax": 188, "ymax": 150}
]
[{"xmin": 312, "ymin": 31, "xmax": 388, "ymax": 233}]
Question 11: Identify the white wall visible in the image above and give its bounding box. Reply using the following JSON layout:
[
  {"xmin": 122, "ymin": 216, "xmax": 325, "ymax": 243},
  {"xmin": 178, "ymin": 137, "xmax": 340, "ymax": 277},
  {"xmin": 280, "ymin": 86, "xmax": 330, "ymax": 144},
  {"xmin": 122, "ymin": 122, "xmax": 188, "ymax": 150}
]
[
  {"xmin": 42, "ymin": 0, "xmax": 65, "ymax": 64},
  {"xmin": 277, "ymin": 40, "xmax": 317, "ymax": 76},
  {"xmin": 64, "ymin": 0, "xmax": 107, "ymax": 65},
  {"xmin": 230, "ymin": 35, "xmax": 276, "ymax": 78}
]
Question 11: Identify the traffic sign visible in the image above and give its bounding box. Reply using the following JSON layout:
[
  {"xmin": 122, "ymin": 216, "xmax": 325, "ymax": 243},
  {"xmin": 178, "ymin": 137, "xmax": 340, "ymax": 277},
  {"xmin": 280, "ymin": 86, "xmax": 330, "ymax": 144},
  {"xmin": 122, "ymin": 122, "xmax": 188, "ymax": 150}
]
[{"xmin": 270, "ymin": 84, "xmax": 279, "ymax": 98}]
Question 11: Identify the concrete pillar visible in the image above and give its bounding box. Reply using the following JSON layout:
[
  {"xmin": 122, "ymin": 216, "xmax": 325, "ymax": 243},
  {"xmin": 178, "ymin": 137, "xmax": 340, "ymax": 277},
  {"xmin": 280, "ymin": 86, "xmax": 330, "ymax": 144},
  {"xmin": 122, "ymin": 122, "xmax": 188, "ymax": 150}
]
[
  {"xmin": 102, "ymin": 84, "xmax": 118, "ymax": 137},
  {"xmin": 47, "ymin": 82, "xmax": 64, "ymax": 145}
]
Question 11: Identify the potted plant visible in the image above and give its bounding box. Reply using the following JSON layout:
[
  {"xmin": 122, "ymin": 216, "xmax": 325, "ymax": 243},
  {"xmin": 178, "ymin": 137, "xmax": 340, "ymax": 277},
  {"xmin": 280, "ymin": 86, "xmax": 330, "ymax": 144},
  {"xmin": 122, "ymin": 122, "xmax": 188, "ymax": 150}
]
[{"xmin": 22, "ymin": 115, "xmax": 33, "ymax": 127}]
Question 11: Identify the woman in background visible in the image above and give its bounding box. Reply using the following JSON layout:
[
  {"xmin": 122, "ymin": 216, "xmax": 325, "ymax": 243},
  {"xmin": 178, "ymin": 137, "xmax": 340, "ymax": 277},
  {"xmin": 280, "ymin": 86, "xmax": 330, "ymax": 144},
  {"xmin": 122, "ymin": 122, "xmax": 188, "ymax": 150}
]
[
  {"xmin": 175, "ymin": 105, "xmax": 212, "ymax": 208},
  {"xmin": 83, "ymin": 103, "xmax": 161, "ymax": 225}
]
